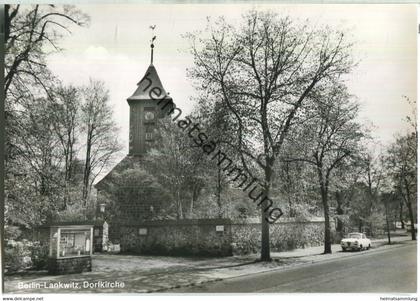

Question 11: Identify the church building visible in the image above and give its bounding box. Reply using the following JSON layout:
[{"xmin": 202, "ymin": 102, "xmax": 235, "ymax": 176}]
[{"xmin": 95, "ymin": 40, "xmax": 174, "ymax": 225}]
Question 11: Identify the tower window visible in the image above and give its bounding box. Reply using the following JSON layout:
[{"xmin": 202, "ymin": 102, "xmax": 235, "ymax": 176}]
[{"xmin": 145, "ymin": 133, "xmax": 153, "ymax": 141}]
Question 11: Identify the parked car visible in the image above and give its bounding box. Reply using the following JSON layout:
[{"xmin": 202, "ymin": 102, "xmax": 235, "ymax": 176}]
[{"xmin": 340, "ymin": 233, "xmax": 371, "ymax": 251}]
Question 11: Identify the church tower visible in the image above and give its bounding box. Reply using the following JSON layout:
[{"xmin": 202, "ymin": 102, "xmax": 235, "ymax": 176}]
[
  {"xmin": 95, "ymin": 35, "xmax": 174, "ymax": 211},
  {"xmin": 127, "ymin": 38, "xmax": 173, "ymax": 155},
  {"xmin": 95, "ymin": 32, "xmax": 177, "ymax": 250}
]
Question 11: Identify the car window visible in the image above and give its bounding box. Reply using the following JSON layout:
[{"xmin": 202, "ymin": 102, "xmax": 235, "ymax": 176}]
[
  {"xmin": 362, "ymin": 234, "xmax": 366, "ymax": 239},
  {"xmin": 348, "ymin": 234, "xmax": 361, "ymax": 239}
]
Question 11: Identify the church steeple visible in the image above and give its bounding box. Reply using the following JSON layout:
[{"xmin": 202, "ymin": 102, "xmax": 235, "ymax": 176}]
[{"xmin": 127, "ymin": 31, "xmax": 173, "ymax": 156}]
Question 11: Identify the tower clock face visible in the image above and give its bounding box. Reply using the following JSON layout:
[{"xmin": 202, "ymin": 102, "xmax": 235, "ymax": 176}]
[{"xmin": 144, "ymin": 111, "xmax": 155, "ymax": 121}]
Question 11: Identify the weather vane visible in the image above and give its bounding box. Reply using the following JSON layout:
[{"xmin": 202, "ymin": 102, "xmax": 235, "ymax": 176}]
[{"xmin": 149, "ymin": 25, "xmax": 156, "ymax": 65}]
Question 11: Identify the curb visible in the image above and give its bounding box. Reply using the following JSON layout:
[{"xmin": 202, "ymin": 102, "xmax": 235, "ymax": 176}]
[{"xmin": 151, "ymin": 239, "xmax": 415, "ymax": 293}]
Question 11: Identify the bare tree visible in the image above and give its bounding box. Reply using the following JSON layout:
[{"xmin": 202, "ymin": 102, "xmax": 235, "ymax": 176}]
[
  {"xmin": 5, "ymin": 4, "xmax": 89, "ymax": 95},
  {"xmin": 187, "ymin": 11, "xmax": 354, "ymax": 260},
  {"xmin": 80, "ymin": 79, "xmax": 122, "ymax": 204},
  {"xmin": 48, "ymin": 85, "xmax": 81, "ymax": 209},
  {"xmin": 50, "ymin": 85, "xmax": 80, "ymax": 183}
]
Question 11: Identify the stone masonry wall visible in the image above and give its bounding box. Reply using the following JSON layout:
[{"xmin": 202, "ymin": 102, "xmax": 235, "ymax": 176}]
[
  {"xmin": 115, "ymin": 218, "xmax": 330, "ymax": 257},
  {"xmin": 118, "ymin": 219, "xmax": 232, "ymax": 256},
  {"xmin": 231, "ymin": 219, "xmax": 327, "ymax": 255},
  {"xmin": 48, "ymin": 256, "xmax": 92, "ymax": 275}
]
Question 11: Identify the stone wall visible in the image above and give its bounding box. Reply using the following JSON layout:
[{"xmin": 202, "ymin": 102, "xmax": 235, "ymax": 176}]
[
  {"xmin": 118, "ymin": 219, "xmax": 232, "ymax": 256},
  {"xmin": 48, "ymin": 256, "xmax": 92, "ymax": 275},
  {"xmin": 231, "ymin": 218, "xmax": 327, "ymax": 255},
  {"xmin": 113, "ymin": 218, "xmax": 330, "ymax": 256}
]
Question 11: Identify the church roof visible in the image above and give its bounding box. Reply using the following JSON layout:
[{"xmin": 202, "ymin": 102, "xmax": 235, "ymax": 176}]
[
  {"xmin": 94, "ymin": 155, "xmax": 145, "ymax": 190},
  {"xmin": 127, "ymin": 64, "xmax": 172, "ymax": 101}
]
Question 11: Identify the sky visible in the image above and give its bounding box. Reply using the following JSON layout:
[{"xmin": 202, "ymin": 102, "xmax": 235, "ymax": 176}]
[{"xmin": 47, "ymin": 3, "xmax": 417, "ymax": 158}]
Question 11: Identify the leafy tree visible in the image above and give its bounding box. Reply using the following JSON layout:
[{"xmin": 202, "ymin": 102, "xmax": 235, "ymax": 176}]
[
  {"xmin": 191, "ymin": 98, "xmax": 245, "ymax": 218},
  {"xmin": 80, "ymin": 79, "xmax": 122, "ymax": 203},
  {"xmin": 99, "ymin": 168, "xmax": 172, "ymax": 223},
  {"xmin": 5, "ymin": 97, "xmax": 64, "ymax": 228},
  {"xmin": 145, "ymin": 118, "xmax": 213, "ymax": 219},
  {"xmin": 273, "ymin": 153, "xmax": 321, "ymax": 219},
  {"xmin": 285, "ymin": 83, "xmax": 366, "ymax": 253},
  {"xmin": 49, "ymin": 84, "xmax": 81, "ymax": 209},
  {"xmin": 329, "ymin": 158, "xmax": 364, "ymax": 238},
  {"xmin": 50, "ymin": 85, "xmax": 80, "ymax": 183},
  {"xmin": 187, "ymin": 10, "xmax": 354, "ymax": 260},
  {"xmin": 4, "ymin": 5, "xmax": 90, "ymax": 234},
  {"xmin": 385, "ymin": 133, "xmax": 417, "ymax": 240},
  {"xmin": 381, "ymin": 192, "xmax": 400, "ymax": 244}
]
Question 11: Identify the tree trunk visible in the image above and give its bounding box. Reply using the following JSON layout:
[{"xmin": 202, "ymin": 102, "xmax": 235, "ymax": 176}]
[
  {"xmin": 176, "ymin": 189, "xmax": 183, "ymax": 219},
  {"xmin": 335, "ymin": 191, "xmax": 344, "ymax": 239},
  {"xmin": 83, "ymin": 128, "xmax": 93, "ymax": 204},
  {"xmin": 400, "ymin": 201, "xmax": 405, "ymax": 229},
  {"xmin": 217, "ymin": 165, "xmax": 222, "ymax": 218},
  {"xmin": 260, "ymin": 164, "xmax": 272, "ymax": 262},
  {"xmin": 385, "ymin": 201, "xmax": 391, "ymax": 244},
  {"xmin": 318, "ymin": 167, "xmax": 331, "ymax": 254},
  {"xmin": 285, "ymin": 162, "xmax": 294, "ymax": 217},
  {"xmin": 407, "ymin": 199, "xmax": 416, "ymax": 241},
  {"xmin": 190, "ymin": 188, "xmax": 195, "ymax": 217},
  {"xmin": 404, "ymin": 179, "xmax": 416, "ymax": 240},
  {"xmin": 261, "ymin": 206, "xmax": 270, "ymax": 261},
  {"xmin": 321, "ymin": 189, "xmax": 332, "ymax": 254},
  {"xmin": 83, "ymin": 148, "xmax": 91, "ymax": 202}
]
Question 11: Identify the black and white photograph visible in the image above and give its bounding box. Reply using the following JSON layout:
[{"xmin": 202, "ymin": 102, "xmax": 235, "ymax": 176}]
[{"xmin": 1, "ymin": 1, "xmax": 418, "ymax": 299}]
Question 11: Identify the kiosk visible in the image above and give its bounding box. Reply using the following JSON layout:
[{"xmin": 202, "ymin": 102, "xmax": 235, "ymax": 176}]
[{"xmin": 48, "ymin": 224, "xmax": 93, "ymax": 274}]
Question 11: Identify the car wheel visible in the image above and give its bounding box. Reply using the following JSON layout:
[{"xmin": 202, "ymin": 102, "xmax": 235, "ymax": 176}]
[
  {"xmin": 367, "ymin": 244, "xmax": 371, "ymax": 250},
  {"xmin": 359, "ymin": 245, "xmax": 363, "ymax": 251},
  {"xmin": 342, "ymin": 247, "xmax": 346, "ymax": 252}
]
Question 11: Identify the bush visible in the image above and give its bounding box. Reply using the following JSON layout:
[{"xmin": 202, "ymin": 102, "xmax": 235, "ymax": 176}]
[
  {"xmin": 4, "ymin": 240, "xmax": 49, "ymax": 273},
  {"xmin": 4, "ymin": 225, "xmax": 22, "ymax": 241},
  {"xmin": 4, "ymin": 239, "xmax": 33, "ymax": 273},
  {"xmin": 30, "ymin": 242, "xmax": 49, "ymax": 270}
]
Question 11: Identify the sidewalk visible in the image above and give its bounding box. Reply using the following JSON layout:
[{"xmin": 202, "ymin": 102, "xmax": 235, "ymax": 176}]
[
  {"xmin": 4, "ymin": 235, "xmax": 414, "ymax": 294},
  {"xmin": 271, "ymin": 235, "xmax": 411, "ymax": 260}
]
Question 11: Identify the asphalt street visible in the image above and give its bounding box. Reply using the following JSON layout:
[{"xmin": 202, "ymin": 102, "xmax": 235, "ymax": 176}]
[{"xmin": 168, "ymin": 242, "xmax": 417, "ymax": 293}]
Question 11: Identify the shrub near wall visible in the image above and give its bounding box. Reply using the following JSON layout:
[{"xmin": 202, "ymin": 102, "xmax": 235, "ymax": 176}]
[
  {"xmin": 231, "ymin": 219, "xmax": 327, "ymax": 255},
  {"xmin": 4, "ymin": 240, "xmax": 49, "ymax": 273},
  {"xmin": 4, "ymin": 240, "xmax": 33, "ymax": 273}
]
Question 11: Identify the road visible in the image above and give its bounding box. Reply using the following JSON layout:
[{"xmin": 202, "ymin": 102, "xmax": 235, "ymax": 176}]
[{"xmin": 167, "ymin": 243, "xmax": 417, "ymax": 293}]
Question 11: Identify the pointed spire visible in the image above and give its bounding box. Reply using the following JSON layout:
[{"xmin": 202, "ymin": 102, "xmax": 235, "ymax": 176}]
[
  {"xmin": 127, "ymin": 25, "xmax": 172, "ymax": 102},
  {"xmin": 128, "ymin": 65, "xmax": 172, "ymax": 101}
]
